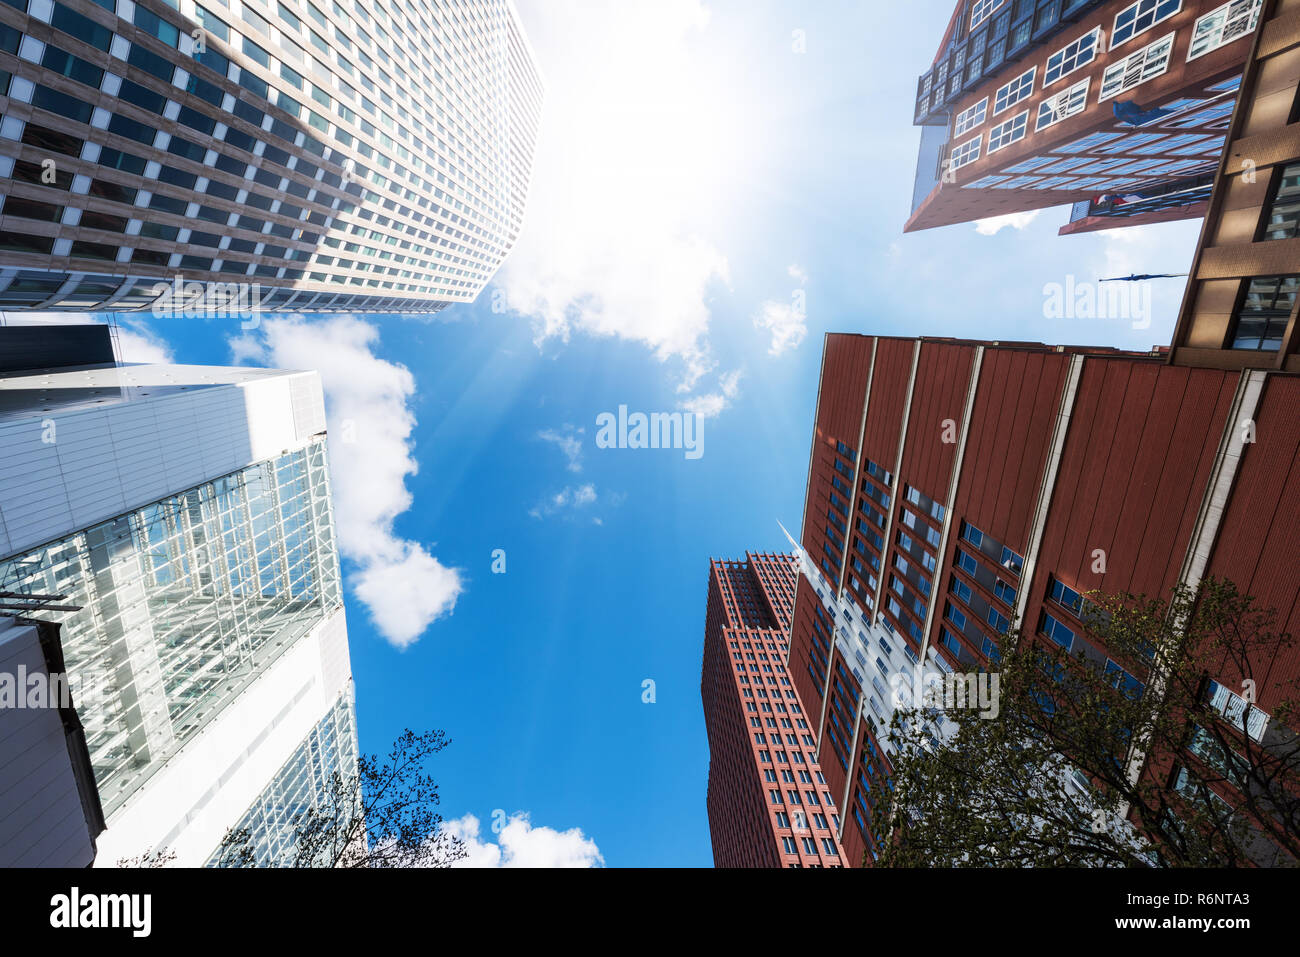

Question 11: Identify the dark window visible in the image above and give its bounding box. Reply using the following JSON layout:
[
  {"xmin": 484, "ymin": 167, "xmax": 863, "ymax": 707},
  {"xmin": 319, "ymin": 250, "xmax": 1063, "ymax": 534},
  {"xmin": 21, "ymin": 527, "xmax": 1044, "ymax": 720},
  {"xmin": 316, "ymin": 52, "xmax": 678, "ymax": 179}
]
[
  {"xmin": 179, "ymin": 255, "xmax": 213, "ymax": 270},
  {"xmin": 1231, "ymin": 276, "xmax": 1298, "ymax": 351},
  {"xmin": 98, "ymin": 146, "xmax": 148, "ymax": 176},
  {"xmin": 31, "ymin": 85, "xmax": 93, "ymax": 123},
  {"xmin": 11, "ymin": 159, "xmax": 73, "ymax": 190},
  {"xmin": 195, "ymin": 205, "xmax": 228, "ymax": 224},
  {"xmin": 50, "ymin": 4, "xmax": 113, "ymax": 52},
  {"xmin": 41, "ymin": 44, "xmax": 103, "ymax": 88},
  {"xmin": 108, "ymin": 112, "xmax": 156, "ymax": 144},
  {"xmin": 70, "ymin": 239, "xmax": 118, "ymax": 261},
  {"xmin": 204, "ymin": 179, "xmax": 240, "ymax": 202},
  {"xmin": 0, "ymin": 231, "xmax": 54, "ymax": 254},
  {"xmin": 117, "ymin": 78, "xmax": 168, "ymax": 114},
  {"xmin": 1263, "ymin": 163, "xmax": 1300, "ymax": 242},
  {"xmin": 126, "ymin": 44, "xmax": 175, "ymax": 83},
  {"xmin": 168, "ymin": 136, "xmax": 208, "ymax": 162},
  {"xmin": 131, "ymin": 248, "xmax": 169, "ymax": 265},
  {"xmin": 88, "ymin": 178, "xmax": 136, "ymax": 204},
  {"xmin": 157, "ymin": 166, "xmax": 197, "ymax": 190},
  {"xmin": 2, "ymin": 197, "xmax": 63, "ymax": 222},
  {"xmin": 78, "ymin": 210, "xmax": 128, "ymax": 233},
  {"xmin": 149, "ymin": 193, "xmax": 188, "ymax": 215},
  {"xmin": 140, "ymin": 222, "xmax": 179, "ymax": 241},
  {"xmin": 177, "ymin": 106, "xmax": 216, "ymax": 135}
]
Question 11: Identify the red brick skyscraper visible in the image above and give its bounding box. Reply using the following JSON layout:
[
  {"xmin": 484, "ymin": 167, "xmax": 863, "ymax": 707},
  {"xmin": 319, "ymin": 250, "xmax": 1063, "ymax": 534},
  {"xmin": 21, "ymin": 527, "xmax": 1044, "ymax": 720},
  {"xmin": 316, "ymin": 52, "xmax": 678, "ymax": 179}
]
[{"xmin": 701, "ymin": 553, "xmax": 848, "ymax": 867}]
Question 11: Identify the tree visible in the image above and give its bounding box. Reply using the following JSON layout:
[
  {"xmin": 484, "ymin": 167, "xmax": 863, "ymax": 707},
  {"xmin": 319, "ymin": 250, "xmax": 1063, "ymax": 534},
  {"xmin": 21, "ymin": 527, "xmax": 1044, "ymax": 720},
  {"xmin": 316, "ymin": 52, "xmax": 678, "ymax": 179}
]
[
  {"xmin": 867, "ymin": 577, "xmax": 1299, "ymax": 867},
  {"xmin": 214, "ymin": 728, "xmax": 466, "ymax": 867}
]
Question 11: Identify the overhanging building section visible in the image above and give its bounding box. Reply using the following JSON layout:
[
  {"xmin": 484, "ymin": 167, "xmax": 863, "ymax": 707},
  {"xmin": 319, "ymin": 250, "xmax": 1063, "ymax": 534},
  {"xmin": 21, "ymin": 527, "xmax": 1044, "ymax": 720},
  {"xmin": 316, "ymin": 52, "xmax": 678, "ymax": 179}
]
[
  {"xmin": 908, "ymin": 0, "xmax": 1264, "ymax": 234},
  {"xmin": 790, "ymin": 332, "xmax": 1299, "ymax": 866}
]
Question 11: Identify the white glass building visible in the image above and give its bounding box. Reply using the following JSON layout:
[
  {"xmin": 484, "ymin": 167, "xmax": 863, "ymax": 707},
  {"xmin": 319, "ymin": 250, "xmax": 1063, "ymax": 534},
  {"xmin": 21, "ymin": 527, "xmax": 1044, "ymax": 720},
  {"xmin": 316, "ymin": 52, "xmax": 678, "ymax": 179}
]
[{"xmin": 0, "ymin": 351, "xmax": 359, "ymax": 865}]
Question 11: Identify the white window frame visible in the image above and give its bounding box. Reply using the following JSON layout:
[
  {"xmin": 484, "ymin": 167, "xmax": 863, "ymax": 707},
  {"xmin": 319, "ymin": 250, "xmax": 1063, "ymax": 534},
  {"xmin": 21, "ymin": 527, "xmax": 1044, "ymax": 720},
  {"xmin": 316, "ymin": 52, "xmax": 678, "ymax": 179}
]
[
  {"xmin": 969, "ymin": 0, "xmax": 1006, "ymax": 31},
  {"xmin": 1110, "ymin": 0, "xmax": 1183, "ymax": 51},
  {"xmin": 1187, "ymin": 0, "xmax": 1263, "ymax": 62},
  {"xmin": 1043, "ymin": 27, "xmax": 1103, "ymax": 88},
  {"xmin": 1036, "ymin": 77, "xmax": 1091, "ymax": 131},
  {"xmin": 988, "ymin": 111, "xmax": 1028, "ymax": 154},
  {"xmin": 954, "ymin": 97, "xmax": 989, "ymax": 136},
  {"xmin": 994, "ymin": 66, "xmax": 1036, "ymax": 115},
  {"xmin": 1099, "ymin": 32, "xmax": 1176, "ymax": 102}
]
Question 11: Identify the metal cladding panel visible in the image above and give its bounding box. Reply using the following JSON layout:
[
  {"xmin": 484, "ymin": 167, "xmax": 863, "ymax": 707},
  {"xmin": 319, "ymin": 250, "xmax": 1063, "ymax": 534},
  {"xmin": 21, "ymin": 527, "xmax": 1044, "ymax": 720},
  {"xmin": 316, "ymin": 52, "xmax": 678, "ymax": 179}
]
[
  {"xmin": 900, "ymin": 341, "xmax": 976, "ymax": 503},
  {"xmin": 1205, "ymin": 375, "xmax": 1300, "ymax": 710},
  {"xmin": 800, "ymin": 335, "xmax": 875, "ymax": 587},
  {"xmin": 862, "ymin": 338, "xmax": 915, "ymax": 470},
  {"xmin": 956, "ymin": 349, "xmax": 1072, "ymax": 552}
]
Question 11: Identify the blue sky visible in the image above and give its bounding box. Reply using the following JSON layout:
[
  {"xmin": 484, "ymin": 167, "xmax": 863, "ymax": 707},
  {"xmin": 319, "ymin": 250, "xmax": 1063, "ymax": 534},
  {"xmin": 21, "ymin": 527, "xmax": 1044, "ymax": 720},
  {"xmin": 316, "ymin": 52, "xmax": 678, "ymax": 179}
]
[{"xmin": 99, "ymin": 0, "xmax": 1203, "ymax": 866}]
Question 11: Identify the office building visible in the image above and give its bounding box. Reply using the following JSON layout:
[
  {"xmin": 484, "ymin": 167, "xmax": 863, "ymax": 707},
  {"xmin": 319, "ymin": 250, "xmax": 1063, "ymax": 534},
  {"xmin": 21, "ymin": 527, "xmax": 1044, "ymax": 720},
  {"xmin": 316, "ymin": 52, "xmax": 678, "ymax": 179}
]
[
  {"xmin": 0, "ymin": 325, "xmax": 359, "ymax": 865},
  {"xmin": 782, "ymin": 327, "xmax": 1297, "ymax": 866},
  {"xmin": 909, "ymin": 0, "xmax": 1264, "ymax": 235},
  {"xmin": 701, "ymin": 552, "xmax": 848, "ymax": 868},
  {"xmin": 0, "ymin": 0, "xmax": 542, "ymax": 314}
]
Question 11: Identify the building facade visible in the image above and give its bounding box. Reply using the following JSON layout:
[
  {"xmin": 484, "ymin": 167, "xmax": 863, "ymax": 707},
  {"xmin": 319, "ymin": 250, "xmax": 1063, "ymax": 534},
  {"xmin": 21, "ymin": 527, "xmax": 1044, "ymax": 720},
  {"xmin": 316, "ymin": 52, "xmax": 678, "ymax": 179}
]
[
  {"xmin": 0, "ymin": 337, "xmax": 359, "ymax": 865},
  {"xmin": 909, "ymin": 0, "xmax": 1264, "ymax": 235},
  {"xmin": 785, "ymin": 331, "xmax": 1297, "ymax": 865},
  {"xmin": 0, "ymin": 0, "xmax": 541, "ymax": 314},
  {"xmin": 701, "ymin": 552, "xmax": 848, "ymax": 868},
  {"xmin": 1170, "ymin": 0, "xmax": 1300, "ymax": 367}
]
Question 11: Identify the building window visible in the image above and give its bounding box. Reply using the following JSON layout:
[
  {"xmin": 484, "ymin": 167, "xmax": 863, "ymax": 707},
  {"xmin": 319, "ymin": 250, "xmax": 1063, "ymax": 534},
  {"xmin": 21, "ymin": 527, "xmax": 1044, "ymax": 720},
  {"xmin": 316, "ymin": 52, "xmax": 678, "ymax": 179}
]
[
  {"xmin": 1111, "ymin": 0, "xmax": 1183, "ymax": 50},
  {"xmin": 994, "ymin": 67, "xmax": 1036, "ymax": 115},
  {"xmin": 1043, "ymin": 27, "xmax": 1102, "ymax": 86},
  {"xmin": 954, "ymin": 98, "xmax": 989, "ymax": 136},
  {"xmin": 1263, "ymin": 163, "xmax": 1300, "ymax": 241},
  {"xmin": 1230, "ymin": 276, "xmax": 1298, "ymax": 351},
  {"xmin": 1040, "ymin": 612, "xmax": 1076, "ymax": 651},
  {"xmin": 950, "ymin": 135, "xmax": 982, "ymax": 173},
  {"xmin": 1188, "ymin": 0, "xmax": 1263, "ymax": 61},
  {"xmin": 1100, "ymin": 32, "xmax": 1176, "ymax": 101},
  {"xmin": 1037, "ymin": 77, "xmax": 1090, "ymax": 131},
  {"xmin": 1205, "ymin": 679, "xmax": 1269, "ymax": 741},
  {"xmin": 970, "ymin": 0, "xmax": 1006, "ymax": 31},
  {"xmin": 988, "ymin": 112, "xmax": 1028, "ymax": 153}
]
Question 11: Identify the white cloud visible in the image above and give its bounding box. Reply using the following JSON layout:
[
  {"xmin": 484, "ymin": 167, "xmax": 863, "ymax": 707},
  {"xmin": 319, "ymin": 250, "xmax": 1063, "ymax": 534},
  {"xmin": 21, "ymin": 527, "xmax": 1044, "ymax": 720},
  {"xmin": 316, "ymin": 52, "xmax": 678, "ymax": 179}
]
[
  {"xmin": 538, "ymin": 425, "xmax": 584, "ymax": 472},
  {"xmin": 679, "ymin": 367, "xmax": 742, "ymax": 419},
  {"xmin": 754, "ymin": 298, "xmax": 808, "ymax": 357},
  {"xmin": 501, "ymin": 0, "xmax": 747, "ymax": 401},
  {"xmin": 446, "ymin": 813, "xmax": 604, "ymax": 868},
  {"xmin": 116, "ymin": 323, "xmax": 174, "ymax": 364},
  {"xmin": 975, "ymin": 210, "xmax": 1042, "ymax": 235},
  {"xmin": 231, "ymin": 316, "xmax": 461, "ymax": 650},
  {"xmin": 529, "ymin": 482, "xmax": 599, "ymax": 519},
  {"xmin": 788, "ymin": 263, "xmax": 809, "ymax": 285}
]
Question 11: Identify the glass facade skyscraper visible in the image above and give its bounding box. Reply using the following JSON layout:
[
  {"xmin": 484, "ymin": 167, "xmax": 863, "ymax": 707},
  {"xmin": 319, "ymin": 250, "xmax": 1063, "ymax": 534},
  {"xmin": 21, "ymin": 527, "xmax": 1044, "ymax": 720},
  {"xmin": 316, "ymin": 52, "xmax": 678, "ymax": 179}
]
[
  {"xmin": 0, "ymin": 346, "xmax": 360, "ymax": 865},
  {"xmin": 0, "ymin": 437, "xmax": 342, "ymax": 816},
  {"xmin": 0, "ymin": 0, "xmax": 542, "ymax": 314}
]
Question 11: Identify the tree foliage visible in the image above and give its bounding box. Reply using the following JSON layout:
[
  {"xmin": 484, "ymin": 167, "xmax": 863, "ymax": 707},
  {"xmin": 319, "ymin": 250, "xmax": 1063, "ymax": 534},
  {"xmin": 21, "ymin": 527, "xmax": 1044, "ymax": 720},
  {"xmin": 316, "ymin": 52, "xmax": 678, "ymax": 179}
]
[
  {"xmin": 215, "ymin": 728, "xmax": 465, "ymax": 868},
  {"xmin": 867, "ymin": 577, "xmax": 1298, "ymax": 867}
]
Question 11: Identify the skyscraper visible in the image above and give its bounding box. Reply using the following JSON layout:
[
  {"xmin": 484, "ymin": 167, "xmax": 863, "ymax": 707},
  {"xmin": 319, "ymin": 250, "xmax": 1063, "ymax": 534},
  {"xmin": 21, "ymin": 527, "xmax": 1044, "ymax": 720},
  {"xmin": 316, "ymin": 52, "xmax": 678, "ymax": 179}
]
[
  {"xmin": 0, "ymin": 326, "xmax": 358, "ymax": 865},
  {"xmin": 781, "ymin": 328, "xmax": 1297, "ymax": 866},
  {"xmin": 701, "ymin": 553, "xmax": 848, "ymax": 868},
  {"xmin": 0, "ymin": 0, "xmax": 542, "ymax": 314},
  {"xmin": 909, "ymin": 0, "xmax": 1263, "ymax": 235}
]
